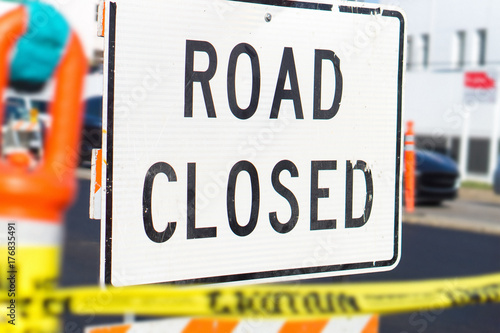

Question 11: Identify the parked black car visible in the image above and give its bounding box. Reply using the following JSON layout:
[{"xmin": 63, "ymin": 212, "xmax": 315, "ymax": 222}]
[
  {"xmin": 79, "ymin": 95, "xmax": 102, "ymax": 166},
  {"xmin": 494, "ymin": 157, "xmax": 500, "ymax": 195},
  {"xmin": 412, "ymin": 150, "xmax": 460, "ymax": 204}
]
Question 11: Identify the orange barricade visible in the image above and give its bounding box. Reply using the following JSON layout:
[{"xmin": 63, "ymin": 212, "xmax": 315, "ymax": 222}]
[{"xmin": 84, "ymin": 316, "xmax": 379, "ymax": 333}]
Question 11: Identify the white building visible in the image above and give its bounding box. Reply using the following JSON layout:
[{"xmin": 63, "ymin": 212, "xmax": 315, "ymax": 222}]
[{"xmin": 379, "ymin": 0, "xmax": 500, "ymax": 182}]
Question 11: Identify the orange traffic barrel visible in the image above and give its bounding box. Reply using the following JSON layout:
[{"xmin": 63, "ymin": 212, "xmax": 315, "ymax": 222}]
[{"xmin": 0, "ymin": 5, "xmax": 87, "ymax": 332}]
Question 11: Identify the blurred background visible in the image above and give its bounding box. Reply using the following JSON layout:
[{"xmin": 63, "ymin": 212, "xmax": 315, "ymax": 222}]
[
  {"xmin": 382, "ymin": 0, "xmax": 500, "ymax": 186},
  {"xmin": 1, "ymin": 0, "xmax": 499, "ymax": 332},
  {"xmin": 361, "ymin": 0, "xmax": 500, "ymax": 184},
  {"xmin": 1, "ymin": 0, "xmax": 102, "ymax": 167}
]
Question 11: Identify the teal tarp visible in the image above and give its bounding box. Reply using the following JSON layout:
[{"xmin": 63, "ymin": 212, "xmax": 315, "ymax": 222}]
[{"xmin": 7, "ymin": 1, "xmax": 70, "ymax": 87}]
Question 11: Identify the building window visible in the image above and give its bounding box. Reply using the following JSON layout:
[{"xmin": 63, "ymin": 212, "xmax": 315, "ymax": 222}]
[
  {"xmin": 453, "ymin": 31, "xmax": 466, "ymax": 69},
  {"xmin": 476, "ymin": 29, "xmax": 487, "ymax": 66},
  {"xmin": 421, "ymin": 34, "xmax": 430, "ymax": 69},
  {"xmin": 467, "ymin": 138, "xmax": 490, "ymax": 174},
  {"xmin": 407, "ymin": 35, "xmax": 413, "ymax": 71}
]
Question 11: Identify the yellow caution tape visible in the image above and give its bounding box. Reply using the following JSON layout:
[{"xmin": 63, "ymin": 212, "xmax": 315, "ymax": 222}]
[{"xmin": 2, "ymin": 272, "xmax": 500, "ymax": 322}]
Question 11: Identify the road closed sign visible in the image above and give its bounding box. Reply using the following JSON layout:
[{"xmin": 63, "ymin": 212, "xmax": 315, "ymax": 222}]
[{"xmin": 102, "ymin": 0, "xmax": 405, "ymax": 286}]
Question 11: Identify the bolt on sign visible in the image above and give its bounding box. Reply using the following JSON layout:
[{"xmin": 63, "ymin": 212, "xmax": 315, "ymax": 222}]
[{"xmin": 101, "ymin": 0, "xmax": 406, "ymax": 286}]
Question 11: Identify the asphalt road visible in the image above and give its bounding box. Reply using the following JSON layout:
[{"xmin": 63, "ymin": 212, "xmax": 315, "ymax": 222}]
[
  {"xmin": 61, "ymin": 178, "xmax": 500, "ymax": 332},
  {"xmin": 347, "ymin": 224, "xmax": 500, "ymax": 333},
  {"xmin": 404, "ymin": 187, "xmax": 500, "ymax": 236}
]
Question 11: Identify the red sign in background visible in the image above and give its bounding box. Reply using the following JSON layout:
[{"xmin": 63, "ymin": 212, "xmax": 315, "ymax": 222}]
[{"xmin": 465, "ymin": 71, "xmax": 496, "ymax": 89}]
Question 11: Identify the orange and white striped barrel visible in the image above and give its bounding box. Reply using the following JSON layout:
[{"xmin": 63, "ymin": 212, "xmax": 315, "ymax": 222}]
[
  {"xmin": 85, "ymin": 316, "xmax": 379, "ymax": 333},
  {"xmin": 0, "ymin": 4, "xmax": 87, "ymax": 332},
  {"xmin": 404, "ymin": 121, "xmax": 416, "ymax": 213}
]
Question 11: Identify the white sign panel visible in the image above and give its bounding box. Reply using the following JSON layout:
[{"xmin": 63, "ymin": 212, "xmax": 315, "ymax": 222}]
[{"xmin": 102, "ymin": 0, "xmax": 405, "ymax": 286}]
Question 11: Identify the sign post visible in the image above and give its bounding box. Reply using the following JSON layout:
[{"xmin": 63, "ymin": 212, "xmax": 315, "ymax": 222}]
[{"xmin": 102, "ymin": 0, "xmax": 405, "ymax": 286}]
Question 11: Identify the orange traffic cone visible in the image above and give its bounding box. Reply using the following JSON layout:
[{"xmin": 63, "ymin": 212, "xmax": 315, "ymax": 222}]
[{"xmin": 0, "ymin": 6, "xmax": 87, "ymax": 332}]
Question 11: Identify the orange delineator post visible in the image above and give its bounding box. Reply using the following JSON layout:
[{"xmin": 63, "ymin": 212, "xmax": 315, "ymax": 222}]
[
  {"xmin": 0, "ymin": 5, "xmax": 87, "ymax": 333},
  {"xmin": 404, "ymin": 121, "xmax": 416, "ymax": 213}
]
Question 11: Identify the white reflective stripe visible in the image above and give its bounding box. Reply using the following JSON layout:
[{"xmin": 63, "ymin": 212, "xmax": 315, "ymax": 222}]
[
  {"xmin": 234, "ymin": 320, "xmax": 284, "ymax": 333},
  {"xmin": 0, "ymin": 3, "xmax": 19, "ymax": 14},
  {"xmin": 405, "ymin": 135, "xmax": 415, "ymax": 142},
  {"xmin": 127, "ymin": 318, "xmax": 190, "ymax": 333},
  {"xmin": 405, "ymin": 146, "xmax": 415, "ymax": 151},
  {"xmin": 324, "ymin": 315, "xmax": 374, "ymax": 332},
  {"xmin": 0, "ymin": 218, "xmax": 62, "ymax": 246}
]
